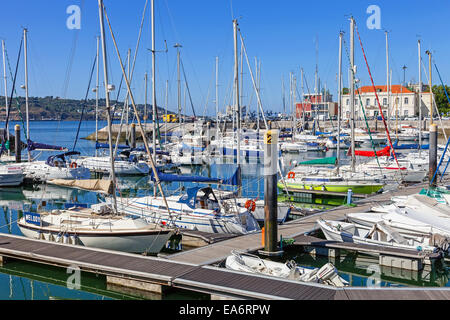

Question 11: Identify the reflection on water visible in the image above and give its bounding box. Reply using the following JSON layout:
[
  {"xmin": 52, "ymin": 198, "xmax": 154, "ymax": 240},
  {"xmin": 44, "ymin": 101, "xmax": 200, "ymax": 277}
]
[{"xmin": 0, "ymin": 121, "xmax": 444, "ymax": 298}]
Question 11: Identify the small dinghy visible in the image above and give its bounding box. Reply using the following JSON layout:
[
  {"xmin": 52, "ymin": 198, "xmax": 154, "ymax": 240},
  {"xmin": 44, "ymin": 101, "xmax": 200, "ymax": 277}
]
[
  {"xmin": 225, "ymin": 250, "xmax": 348, "ymax": 287},
  {"xmin": 317, "ymin": 219, "xmax": 439, "ymax": 253}
]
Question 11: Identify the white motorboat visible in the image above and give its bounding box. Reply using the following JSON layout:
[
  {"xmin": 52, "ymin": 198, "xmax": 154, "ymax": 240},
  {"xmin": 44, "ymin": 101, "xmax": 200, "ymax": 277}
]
[
  {"xmin": 0, "ymin": 165, "xmax": 24, "ymax": 187},
  {"xmin": 346, "ymin": 210, "xmax": 450, "ymax": 252},
  {"xmin": 17, "ymin": 204, "xmax": 175, "ymax": 254},
  {"xmin": 111, "ymin": 186, "xmax": 260, "ymax": 235},
  {"xmin": 225, "ymin": 250, "xmax": 348, "ymax": 287},
  {"xmin": 317, "ymin": 219, "xmax": 438, "ymax": 253}
]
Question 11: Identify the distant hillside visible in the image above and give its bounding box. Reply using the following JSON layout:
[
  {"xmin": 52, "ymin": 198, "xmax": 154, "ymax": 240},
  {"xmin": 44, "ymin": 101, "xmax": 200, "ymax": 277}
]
[{"xmin": 0, "ymin": 96, "xmax": 173, "ymax": 121}]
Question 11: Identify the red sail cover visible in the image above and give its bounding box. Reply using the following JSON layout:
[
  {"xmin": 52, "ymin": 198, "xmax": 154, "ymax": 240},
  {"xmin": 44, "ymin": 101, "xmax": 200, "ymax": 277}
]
[{"xmin": 348, "ymin": 146, "xmax": 391, "ymax": 157}]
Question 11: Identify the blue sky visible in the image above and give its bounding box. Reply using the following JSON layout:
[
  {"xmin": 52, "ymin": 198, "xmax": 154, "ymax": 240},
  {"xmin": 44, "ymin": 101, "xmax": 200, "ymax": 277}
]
[{"xmin": 1, "ymin": 0, "xmax": 450, "ymax": 116}]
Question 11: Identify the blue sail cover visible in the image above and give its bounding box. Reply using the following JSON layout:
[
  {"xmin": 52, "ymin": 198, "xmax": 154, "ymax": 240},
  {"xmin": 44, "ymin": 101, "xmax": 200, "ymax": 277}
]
[
  {"xmin": 27, "ymin": 139, "xmax": 67, "ymax": 152},
  {"xmin": 151, "ymin": 168, "xmax": 240, "ymax": 186},
  {"xmin": 132, "ymin": 146, "xmax": 170, "ymax": 156},
  {"xmin": 386, "ymin": 140, "xmax": 430, "ymax": 150},
  {"xmin": 95, "ymin": 142, "xmax": 130, "ymax": 150},
  {"xmin": 177, "ymin": 187, "xmax": 201, "ymax": 209},
  {"xmin": 46, "ymin": 151, "xmax": 80, "ymax": 167}
]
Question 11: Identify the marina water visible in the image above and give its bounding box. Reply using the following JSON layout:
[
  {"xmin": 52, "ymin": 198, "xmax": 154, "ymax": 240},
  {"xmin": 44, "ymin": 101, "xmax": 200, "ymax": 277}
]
[{"xmin": 0, "ymin": 121, "xmax": 448, "ymax": 299}]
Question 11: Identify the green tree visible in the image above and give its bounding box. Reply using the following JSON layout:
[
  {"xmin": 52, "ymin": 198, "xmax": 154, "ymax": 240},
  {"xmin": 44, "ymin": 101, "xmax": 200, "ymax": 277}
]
[{"xmin": 432, "ymin": 85, "xmax": 450, "ymax": 115}]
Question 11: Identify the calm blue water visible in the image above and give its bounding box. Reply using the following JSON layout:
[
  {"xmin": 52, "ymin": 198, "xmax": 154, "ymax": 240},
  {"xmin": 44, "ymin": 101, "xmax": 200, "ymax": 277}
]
[{"xmin": 0, "ymin": 121, "xmax": 447, "ymax": 299}]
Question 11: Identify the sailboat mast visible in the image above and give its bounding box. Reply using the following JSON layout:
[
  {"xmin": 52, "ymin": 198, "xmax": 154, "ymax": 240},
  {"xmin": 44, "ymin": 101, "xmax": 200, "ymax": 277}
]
[
  {"xmin": 385, "ymin": 31, "xmax": 390, "ymax": 131},
  {"xmin": 95, "ymin": 36, "xmax": 99, "ymax": 157},
  {"xmin": 256, "ymin": 57, "xmax": 260, "ymax": 134},
  {"xmin": 301, "ymin": 67, "xmax": 304, "ymax": 132},
  {"xmin": 418, "ymin": 40, "xmax": 422, "ymax": 155},
  {"xmin": 337, "ymin": 31, "xmax": 343, "ymax": 172},
  {"xmin": 151, "ymin": 0, "xmax": 157, "ymax": 163},
  {"xmin": 165, "ymin": 79, "xmax": 168, "ymax": 142},
  {"xmin": 2, "ymin": 40, "xmax": 9, "ymax": 156},
  {"xmin": 215, "ymin": 56, "xmax": 219, "ymax": 139},
  {"xmin": 144, "ymin": 72, "xmax": 148, "ymax": 123},
  {"xmin": 233, "ymin": 19, "xmax": 241, "ymax": 195},
  {"xmin": 98, "ymin": 0, "xmax": 117, "ymax": 212},
  {"xmin": 282, "ymin": 76, "xmax": 285, "ymax": 116},
  {"xmin": 293, "ymin": 75, "xmax": 297, "ymax": 135},
  {"xmin": 23, "ymin": 28, "xmax": 30, "ymax": 162},
  {"xmin": 349, "ymin": 17, "xmax": 356, "ymax": 172},
  {"xmin": 125, "ymin": 49, "xmax": 131, "ymax": 141},
  {"xmin": 175, "ymin": 43, "xmax": 182, "ymax": 129}
]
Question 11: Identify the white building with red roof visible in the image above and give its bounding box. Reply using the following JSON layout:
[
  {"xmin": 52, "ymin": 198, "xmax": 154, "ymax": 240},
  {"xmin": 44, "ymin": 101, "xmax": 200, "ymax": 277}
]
[{"xmin": 341, "ymin": 84, "xmax": 432, "ymax": 120}]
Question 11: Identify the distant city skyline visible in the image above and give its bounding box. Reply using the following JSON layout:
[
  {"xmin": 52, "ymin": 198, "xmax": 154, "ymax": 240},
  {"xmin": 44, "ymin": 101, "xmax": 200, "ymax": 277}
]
[{"xmin": 1, "ymin": 0, "xmax": 449, "ymax": 117}]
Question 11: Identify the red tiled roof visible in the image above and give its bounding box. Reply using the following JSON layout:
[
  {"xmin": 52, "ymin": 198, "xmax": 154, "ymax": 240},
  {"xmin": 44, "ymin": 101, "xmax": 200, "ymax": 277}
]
[{"xmin": 354, "ymin": 85, "xmax": 413, "ymax": 94}]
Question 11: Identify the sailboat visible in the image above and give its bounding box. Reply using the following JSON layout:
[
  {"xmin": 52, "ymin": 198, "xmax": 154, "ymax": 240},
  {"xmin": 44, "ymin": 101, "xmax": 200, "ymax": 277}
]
[{"xmin": 18, "ymin": 0, "xmax": 176, "ymax": 254}]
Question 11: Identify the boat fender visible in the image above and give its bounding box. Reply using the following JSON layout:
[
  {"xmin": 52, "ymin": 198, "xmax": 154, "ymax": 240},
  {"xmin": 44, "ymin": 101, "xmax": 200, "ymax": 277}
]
[{"xmin": 244, "ymin": 199, "xmax": 256, "ymax": 212}]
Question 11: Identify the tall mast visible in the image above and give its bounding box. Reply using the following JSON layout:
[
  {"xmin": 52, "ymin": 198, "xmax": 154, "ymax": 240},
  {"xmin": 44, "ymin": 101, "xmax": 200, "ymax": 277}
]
[
  {"xmin": 337, "ymin": 32, "xmax": 343, "ymax": 172},
  {"xmin": 95, "ymin": 36, "xmax": 100, "ymax": 157},
  {"xmin": 175, "ymin": 43, "xmax": 182, "ymax": 129},
  {"xmin": 2, "ymin": 40, "xmax": 9, "ymax": 156},
  {"xmin": 282, "ymin": 76, "xmax": 285, "ymax": 115},
  {"xmin": 233, "ymin": 19, "xmax": 241, "ymax": 195},
  {"xmin": 125, "ymin": 49, "xmax": 131, "ymax": 141},
  {"xmin": 349, "ymin": 17, "xmax": 356, "ymax": 172},
  {"xmin": 301, "ymin": 67, "xmax": 305, "ymax": 131},
  {"xmin": 418, "ymin": 40, "xmax": 422, "ymax": 155},
  {"xmin": 151, "ymin": 0, "xmax": 157, "ymax": 163},
  {"xmin": 289, "ymin": 71, "xmax": 293, "ymax": 134},
  {"xmin": 385, "ymin": 31, "xmax": 390, "ymax": 131},
  {"xmin": 255, "ymin": 57, "xmax": 260, "ymax": 134},
  {"xmin": 98, "ymin": 0, "xmax": 117, "ymax": 212},
  {"xmin": 215, "ymin": 56, "xmax": 219, "ymax": 139},
  {"xmin": 23, "ymin": 28, "xmax": 30, "ymax": 162},
  {"xmin": 144, "ymin": 72, "xmax": 148, "ymax": 124},
  {"xmin": 292, "ymin": 75, "xmax": 297, "ymax": 134},
  {"xmin": 426, "ymin": 50, "xmax": 433, "ymax": 125},
  {"xmin": 400, "ymin": 65, "xmax": 407, "ymax": 129},
  {"xmin": 165, "ymin": 79, "xmax": 168, "ymax": 143},
  {"xmin": 240, "ymin": 39, "xmax": 244, "ymax": 122}
]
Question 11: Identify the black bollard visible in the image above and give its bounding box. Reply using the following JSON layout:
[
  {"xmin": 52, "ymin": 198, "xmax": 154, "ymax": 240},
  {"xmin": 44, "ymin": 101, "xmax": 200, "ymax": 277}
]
[
  {"xmin": 14, "ymin": 125, "xmax": 21, "ymax": 163},
  {"xmin": 259, "ymin": 129, "xmax": 282, "ymax": 256}
]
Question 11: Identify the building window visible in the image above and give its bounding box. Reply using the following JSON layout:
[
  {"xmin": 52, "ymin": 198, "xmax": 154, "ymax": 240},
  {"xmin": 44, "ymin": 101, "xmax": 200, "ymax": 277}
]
[
  {"xmin": 383, "ymin": 98, "xmax": 387, "ymax": 105},
  {"xmin": 366, "ymin": 98, "xmax": 370, "ymax": 106},
  {"xmin": 404, "ymin": 110, "xmax": 408, "ymax": 116},
  {"xmin": 404, "ymin": 97, "xmax": 409, "ymax": 105},
  {"xmin": 395, "ymin": 97, "xmax": 399, "ymax": 105},
  {"xmin": 346, "ymin": 111, "xmax": 350, "ymax": 118},
  {"xmin": 346, "ymin": 99, "xmax": 349, "ymax": 106}
]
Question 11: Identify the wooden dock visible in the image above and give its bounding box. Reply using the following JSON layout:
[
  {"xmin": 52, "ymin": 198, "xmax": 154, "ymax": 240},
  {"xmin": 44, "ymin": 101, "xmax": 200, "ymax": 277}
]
[
  {"xmin": 166, "ymin": 182, "xmax": 429, "ymax": 266},
  {"xmin": 0, "ymin": 233, "xmax": 449, "ymax": 300},
  {"xmin": 0, "ymin": 181, "xmax": 447, "ymax": 299}
]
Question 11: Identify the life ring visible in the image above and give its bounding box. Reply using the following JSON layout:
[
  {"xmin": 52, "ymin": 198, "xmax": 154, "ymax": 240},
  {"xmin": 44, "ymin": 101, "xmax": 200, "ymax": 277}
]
[
  {"xmin": 244, "ymin": 199, "xmax": 256, "ymax": 212},
  {"xmin": 70, "ymin": 162, "xmax": 78, "ymax": 169},
  {"xmin": 287, "ymin": 171, "xmax": 295, "ymax": 179}
]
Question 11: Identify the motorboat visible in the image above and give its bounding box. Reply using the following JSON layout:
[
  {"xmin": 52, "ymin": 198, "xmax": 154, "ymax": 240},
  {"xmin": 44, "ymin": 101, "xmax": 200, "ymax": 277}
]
[
  {"xmin": 0, "ymin": 165, "xmax": 24, "ymax": 187},
  {"xmin": 317, "ymin": 219, "xmax": 439, "ymax": 253},
  {"xmin": 225, "ymin": 250, "xmax": 348, "ymax": 287}
]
